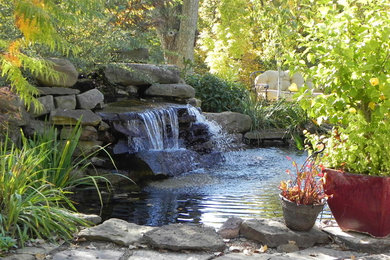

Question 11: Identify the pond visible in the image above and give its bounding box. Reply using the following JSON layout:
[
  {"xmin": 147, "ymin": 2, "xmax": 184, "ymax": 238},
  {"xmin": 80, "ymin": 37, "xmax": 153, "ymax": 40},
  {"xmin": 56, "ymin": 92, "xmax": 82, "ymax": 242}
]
[{"xmin": 79, "ymin": 147, "xmax": 333, "ymax": 228}]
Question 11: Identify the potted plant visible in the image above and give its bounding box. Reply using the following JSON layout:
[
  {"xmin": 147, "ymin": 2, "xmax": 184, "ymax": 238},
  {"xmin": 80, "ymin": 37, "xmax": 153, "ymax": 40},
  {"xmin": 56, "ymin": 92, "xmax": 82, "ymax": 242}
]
[
  {"xmin": 279, "ymin": 155, "xmax": 326, "ymax": 231},
  {"xmin": 286, "ymin": 1, "xmax": 390, "ymax": 237}
]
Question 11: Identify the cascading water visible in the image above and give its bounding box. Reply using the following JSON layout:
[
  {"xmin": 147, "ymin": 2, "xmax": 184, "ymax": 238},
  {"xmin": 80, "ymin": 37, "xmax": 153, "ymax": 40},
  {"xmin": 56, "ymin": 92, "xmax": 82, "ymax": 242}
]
[
  {"xmin": 186, "ymin": 105, "xmax": 234, "ymax": 151},
  {"xmin": 137, "ymin": 107, "xmax": 180, "ymax": 151}
]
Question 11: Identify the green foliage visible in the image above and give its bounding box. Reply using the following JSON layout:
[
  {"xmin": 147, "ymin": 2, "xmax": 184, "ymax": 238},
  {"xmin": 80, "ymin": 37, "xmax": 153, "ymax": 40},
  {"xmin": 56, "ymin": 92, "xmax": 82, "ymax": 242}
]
[
  {"xmin": 185, "ymin": 73, "xmax": 249, "ymax": 113},
  {"xmin": 0, "ymin": 0, "xmax": 104, "ymax": 109},
  {"xmin": 242, "ymin": 96, "xmax": 308, "ymax": 148},
  {"xmin": 0, "ymin": 236, "xmax": 16, "ymax": 254},
  {"xmin": 0, "ymin": 137, "xmax": 87, "ymax": 247},
  {"xmin": 288, "ymin": 0, "xmax": 390, "ymax": 175}
]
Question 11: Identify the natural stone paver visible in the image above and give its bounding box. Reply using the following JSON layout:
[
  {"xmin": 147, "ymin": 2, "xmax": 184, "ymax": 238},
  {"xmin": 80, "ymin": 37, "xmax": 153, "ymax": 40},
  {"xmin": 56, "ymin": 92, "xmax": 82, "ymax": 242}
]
[
  {"xmin": 143, "ymin": 224, "xmax": 226, "ymax": 251},
  {"xmin": 37, "ymin": 87, "xmax": 80, "ymax": 95},
  {"xmin": 129, "ymin": 249, "xmax": 213, "ymax": 260},
  {"xmin": 240, "ymin": 219, "xmax": 330, "ymax": 248},
  {"xmin": 218, "ymin": 217, "xmax": 243, "ymax": 239},
  {"xmin": 323, "ymin": 226, "xmax": 390, "ymax": 253},
  {"xmin": 2, "ymin": 254, "xmax": 35, "ymax": 260},
  {"xmin": 52, "ymin": 249, "xmax": 124, "ymax": 260},
  {"xmin": 285, "ymin": 246, "xmax": 366, "ymax": 259},
  {"xmin": 50, "ymin": 109, "xmax": 101, "ymax": 126},
  {"xmin": 215, "ymin": 253, "xmax": 287, "ymax": 260},
  {"xmin": 78, "ymin": 218, "xmax": 155, "ymax": 246}
]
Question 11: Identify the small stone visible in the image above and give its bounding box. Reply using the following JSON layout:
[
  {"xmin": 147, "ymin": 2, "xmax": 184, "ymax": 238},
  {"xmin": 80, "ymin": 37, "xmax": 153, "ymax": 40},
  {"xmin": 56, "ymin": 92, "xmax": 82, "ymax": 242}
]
[
  {"xmin": 76, "ymin": 89, "xmax": 104, "ymax": 110},
  {"xmin": 54, "ymin": 95, "xmax": 76, "ymax": 110},
  {"xmin": 98, "ymin": 121, "xmax": 110, "ymax": 131},
  {"xmin": 277, "ymin": 242, "xmax": 299, "ymax": 253},
  {"xmin": 218, "ymin": 217, "xmax": 243, "ymax": 239},
  {"xmin": 29, "ymin": 95, "xmax": 55, "ymax": 117}
]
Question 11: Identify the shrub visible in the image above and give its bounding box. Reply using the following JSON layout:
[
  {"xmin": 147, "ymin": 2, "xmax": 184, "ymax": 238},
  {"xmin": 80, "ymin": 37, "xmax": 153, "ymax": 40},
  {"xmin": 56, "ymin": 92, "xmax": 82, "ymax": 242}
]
[{"xmin": 185, "ymin": 73, "xmax": 249, "ymax": 113}]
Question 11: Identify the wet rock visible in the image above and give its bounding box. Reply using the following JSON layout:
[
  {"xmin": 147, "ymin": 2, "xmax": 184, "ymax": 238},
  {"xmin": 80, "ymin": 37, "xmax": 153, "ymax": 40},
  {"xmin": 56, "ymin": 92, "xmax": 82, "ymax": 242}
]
[
  {"xmin": 205, "ymin": 112, "xmax": 252, "ymax": 134},
  {"xmin": 37, "ymin": 87, "xmax": 80, "ymax": 95},
  {"xmin": 145, "ymin": 83, "xmax": 195, "ymax": 99},
  {"xmin": 240, "ymin": 218, "xmax": 329, "ymax": 248},
  {"xmin": 35, "ymin": 58, "xmax": 78, "ymax": 88},
  {"xmin": 98, "ymin": 121, "xmax": 110, "ymax": 131},
  {"xmin": 187, "ymin": 97, "xmax": 202, "ymax": 107},
  {"xmin": 323, "ymin": 226, "xmax": 390, "ymax": 253},
  {"xmin": 218, "ymin": 217, "xmax": 243, "ymax": 239},
  {"xmin": 77, "ymin": 89, "xmax": 104, "ymax": 110},
  {"xmin": 53, "ymin": 249, "xmax": 124, "ymax": 260},
  {"xmin": 78, "ymin": 218, "xmax": 155, "ymax": 246},
  {"xmin": 129, "ymin": 250, "xmax": 213, "ymax": 260},
  {"xmin": 135, "ymin": 150, "xmax": 200, "ymax": 177},
  {"xmin": 76, "ymin": 140, "xmax": 103, "ymax": 155},
  {"xmin": 29, "ymin": 95, "xmax": 55, "ymax": 117},
  {"xmin": 143, "ymin": 224, "xmax": 226, "ymax": 251},
  {"xmin": 104, "ymin": 63, "xmax": 181, "ymax": 86},
  {"xmin": 54, "ymin": 95, "xmax": 76, "ymax": 110},
  {"xmin": 50, "ymin": 109, "xmax": 101, "ymax": 126}
]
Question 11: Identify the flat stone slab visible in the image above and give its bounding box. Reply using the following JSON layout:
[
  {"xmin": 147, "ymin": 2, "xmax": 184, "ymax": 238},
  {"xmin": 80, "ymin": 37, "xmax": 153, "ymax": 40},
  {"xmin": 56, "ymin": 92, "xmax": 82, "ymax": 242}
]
[
  {"xmin": 145, "ymin": 83, "xmax": 195, "ymax": 98},
  {"xmin": 286, "ymin": 246, "xmax": 365, "ymax": 259},
  {"xmin": 216, "ymin": 253, "xmax": 287, "ymax": 260},
  {"xmin": 240, "ymin": 219, "xmax": 330, "ymax": 248},
  {"xmin": 129, "ymin": 250, "xmax": 213, "ymax": 260},
  {"xmin": 78, "ymin": 218, "xmax": 155, "ymax": 246},
  {"xmin": 50, "ymin": 109, "xmax": 101, "ymax": 126},
  {"xmin": 37, "ymin": 87, "xmax": 80, "ymax": 95},
  {"xmin": 53, "ymin": 249, "xmax": 124, "ymax": 260},
  {"xmin": 143, "ymin": 224, "xmax": 226, "ymax": 251},
  {"xmin": 323, "ymin": 226, "xmax": 390, "ymax": 253}
]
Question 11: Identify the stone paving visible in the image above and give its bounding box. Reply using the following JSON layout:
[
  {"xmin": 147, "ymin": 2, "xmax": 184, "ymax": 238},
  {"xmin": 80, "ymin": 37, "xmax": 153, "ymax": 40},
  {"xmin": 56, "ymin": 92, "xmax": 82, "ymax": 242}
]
[{"xmin": 3, "ymin": 217, "xmax": 390, "ymax": 260}]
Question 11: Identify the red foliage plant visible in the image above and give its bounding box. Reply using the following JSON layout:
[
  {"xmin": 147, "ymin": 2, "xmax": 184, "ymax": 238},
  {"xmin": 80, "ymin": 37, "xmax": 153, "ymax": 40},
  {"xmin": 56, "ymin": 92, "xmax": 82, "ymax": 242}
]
[{"xmin": 279, "ymin": 156, "xmax": 326, "ymax": 205}]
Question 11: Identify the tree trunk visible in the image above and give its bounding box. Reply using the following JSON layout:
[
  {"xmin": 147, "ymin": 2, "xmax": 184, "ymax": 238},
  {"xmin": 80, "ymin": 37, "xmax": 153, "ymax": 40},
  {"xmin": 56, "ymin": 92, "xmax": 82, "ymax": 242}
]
[
  {"xmin": 155, "ymin": 0, "xmax": 199, "ymax": 69},
  {"xmin": 175, "ymin": 0, "xmax": 199, "ymax": 69}
]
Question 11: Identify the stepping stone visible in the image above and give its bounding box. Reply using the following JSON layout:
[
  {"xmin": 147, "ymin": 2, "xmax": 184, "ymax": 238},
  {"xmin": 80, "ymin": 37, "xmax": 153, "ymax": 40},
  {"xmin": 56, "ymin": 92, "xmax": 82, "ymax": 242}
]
[
  {"xmin": 129, "ymin": 250, "xmax": 212, "ymax": 260},
  {"xmin": 240, "ymin": 219, "xmax": 329, "ymax": 248},
  {"xmin": 53, "ymin": 249, "xmax": 124, "ymax": 260},
  {"xmin": 323, "ymin": 226, "xmax": 390, "ymax": 253},
  {"xmin": 143, "ymin": 224, "xmax": 226, "ymax": 251},
  {"xmin": 78, "ymin": 218, "xmax": 155, "ymax": 246},
  {"xmin": 286, "ymin": 246, "xmax": 366, "ymax": 259},
  {"xmin": 216, "ymin": 253, "xmax": 288, "ymax": 260}
]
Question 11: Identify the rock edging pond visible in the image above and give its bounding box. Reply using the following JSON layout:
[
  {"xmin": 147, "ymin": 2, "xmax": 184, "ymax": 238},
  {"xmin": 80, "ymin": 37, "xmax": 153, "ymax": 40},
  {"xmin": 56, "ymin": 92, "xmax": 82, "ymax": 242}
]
[{"xmin": 4, "ymin": 217, "xmax": 390, "ymax": 260}]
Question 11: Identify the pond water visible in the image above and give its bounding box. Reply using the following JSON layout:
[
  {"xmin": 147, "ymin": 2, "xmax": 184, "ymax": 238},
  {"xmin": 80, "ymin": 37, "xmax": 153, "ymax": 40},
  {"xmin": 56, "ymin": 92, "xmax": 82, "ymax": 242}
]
[{"xmin": 84, "ymin": 147, "xmax": 332, "ymax": 228}]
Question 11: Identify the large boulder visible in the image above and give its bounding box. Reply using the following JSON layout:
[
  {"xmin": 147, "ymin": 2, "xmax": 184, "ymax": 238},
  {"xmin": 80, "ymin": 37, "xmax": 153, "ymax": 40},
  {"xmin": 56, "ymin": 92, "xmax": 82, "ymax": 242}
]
[
  {"xmin": 35, "ymin": 58, "xmax": 78, "ymax": 88},
  {"xmin": 205, "ymin": 112, "xmax": 252, "ymax": 134},
  {"xmin": 104, "ymin": 63, "xmax": 181, "ymax": 86},
  {"xmin": 145, "ymin": 83, "xmax": 195, "ymax": 99}
]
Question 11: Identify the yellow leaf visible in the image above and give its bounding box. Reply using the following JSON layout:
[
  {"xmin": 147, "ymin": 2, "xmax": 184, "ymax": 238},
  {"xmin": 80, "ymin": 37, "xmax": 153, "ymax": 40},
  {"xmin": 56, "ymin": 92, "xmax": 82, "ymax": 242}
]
[
  {"xmin": 370, "ymin": 78, "xmax": 379, "ymax": 86},
  {"xmin": 288, "ymin": 83, "xmax": 299, "ymax": 92},
  {"xmin": 368, "ymin": 102, "xmax": 376, "ymax": 110}
]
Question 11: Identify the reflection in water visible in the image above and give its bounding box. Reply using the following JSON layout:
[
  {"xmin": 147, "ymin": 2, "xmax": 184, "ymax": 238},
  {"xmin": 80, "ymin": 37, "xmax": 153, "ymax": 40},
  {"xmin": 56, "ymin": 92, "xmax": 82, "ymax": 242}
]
[{"xmin": 79, "ymin": 148, "xmax": 333, "ymax": 228}]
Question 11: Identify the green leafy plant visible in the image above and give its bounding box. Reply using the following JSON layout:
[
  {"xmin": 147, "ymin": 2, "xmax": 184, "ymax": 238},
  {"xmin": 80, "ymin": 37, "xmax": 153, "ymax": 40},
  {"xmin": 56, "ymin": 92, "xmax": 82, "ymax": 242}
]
[
  {"xmin": 0, "ymin": 137, "xmax": 87, "ymax": 247},
  {"xmin": 287, "ymin": 0, "xmax": 390, "ymax": 175},
  {"xmin": 279, "ymin": 156, "xmax": 325, "ymax": 205},
  {"xmin": 185, "ymin": 73, "xmax": 249, "ymax": 113},
  {"xmin": 0, "ymin": 236, "xmax": 16, "ymax": 255}
]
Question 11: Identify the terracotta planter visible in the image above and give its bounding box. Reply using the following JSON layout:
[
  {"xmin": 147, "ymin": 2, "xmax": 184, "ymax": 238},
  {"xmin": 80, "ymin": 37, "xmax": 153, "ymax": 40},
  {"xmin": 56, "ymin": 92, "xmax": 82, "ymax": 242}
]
[
  {"xmin": 324, "ymin": 168, "xmax": 390, "ymax": 237},
  {"xmin": 279, "ymin": 194, "xmax": 325, "ymax": 231}
]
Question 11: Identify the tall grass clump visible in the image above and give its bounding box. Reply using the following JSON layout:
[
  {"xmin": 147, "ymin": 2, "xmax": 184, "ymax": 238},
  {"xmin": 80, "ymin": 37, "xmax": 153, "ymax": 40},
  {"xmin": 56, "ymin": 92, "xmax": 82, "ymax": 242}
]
[
  {"xmin": 0, "ymin": 122, "xmax": 111, "ymax": 253},
  {"xmin": 0, "ymin": 137, "xmax": 86, "ymax": 251},
  {"xmin": 242, "ymin": 95, "xmax": 309, "ymax": 148}
]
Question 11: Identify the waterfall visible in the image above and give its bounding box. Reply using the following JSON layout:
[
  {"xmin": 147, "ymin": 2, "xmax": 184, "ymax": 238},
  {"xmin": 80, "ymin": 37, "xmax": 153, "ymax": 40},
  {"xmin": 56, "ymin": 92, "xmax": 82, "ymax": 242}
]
[
  {"xmin": 186, "ymin": 105, "xmax": 234, "ymax": 151},
  {"xmin": 135, "ymin": 107, "xmax": 180, "ymax": 151}
]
